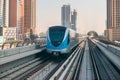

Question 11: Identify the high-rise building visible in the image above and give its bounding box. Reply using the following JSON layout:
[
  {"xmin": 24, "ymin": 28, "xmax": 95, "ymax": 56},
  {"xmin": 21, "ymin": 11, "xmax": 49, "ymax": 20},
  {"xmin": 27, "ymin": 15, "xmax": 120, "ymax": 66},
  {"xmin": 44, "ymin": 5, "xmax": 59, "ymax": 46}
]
[
  {"xmin": 61, "ymin": 5, "xmax": 71, "ymax": 28},
  {"xmin": 107, "ymin": 0, "xmax": 120, "ymax": 29},
  {"xmin": 9, "ymin": 0, "xmax": 24, "ymax": 40},
  {"xmin": 0, "ymin": 0, "xmax": 3, "ymax": 26},
  {"xmin": 9, "ymin": 0, "xmax": 17, "ymax": 27},
  {"xmin": 24, "ymin": 0, "xmax": 36, "ymax": 36},
  {"xmin": 71, "ymin": 9, "xmax": 77, "ymax": 31},
  {"xmin": 0, "ymin": 0, "xmax": 9, "ymax": 27},
  {"xmin": 3, "ymin": 0, "xmax": 9, "ymax": 27},
  {"xmin": 0, "ymin": 0, "xmax": 9, "ymax": 44},
  {"xmin": 105, "ymin": 0, "xmax": 120, "ymax": 41},
  {"xmin": 9, "ymin": 0, "xmax": 36, "ymax": 40},
  {"xmin": 17, "ymin": 0, "xmax": 24, "ymax": 40},
  {"xmin": 31, "ymin": 0, "xmax": 36, "ymax": 35}
]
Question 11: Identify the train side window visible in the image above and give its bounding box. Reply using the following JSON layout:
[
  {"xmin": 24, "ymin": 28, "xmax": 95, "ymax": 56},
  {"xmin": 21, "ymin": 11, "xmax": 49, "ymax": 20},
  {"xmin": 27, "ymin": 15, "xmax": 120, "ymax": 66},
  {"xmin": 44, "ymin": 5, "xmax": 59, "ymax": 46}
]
[{"xmin": 67, "ymin": 33, "xmax": 70, "ymax": 44}]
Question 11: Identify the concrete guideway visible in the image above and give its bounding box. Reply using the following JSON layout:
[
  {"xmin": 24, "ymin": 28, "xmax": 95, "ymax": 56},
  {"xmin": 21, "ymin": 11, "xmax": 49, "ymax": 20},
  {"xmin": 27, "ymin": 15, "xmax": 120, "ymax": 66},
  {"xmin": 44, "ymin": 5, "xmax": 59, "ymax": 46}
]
[
  {"xmin": 0, "ymin": 53, "xmax": 53, "ymax": 80},
  {"xmin": 47, "ymin": 41, "xmax": 86, "ymax": 80},
  {"xmin": 48, "ymin": 47, "xmax": 81, "ymax": 80},
  {"xmin": 1, "ymin": 39, "xmax": 120, "ymax": 80},
  {"xmin": 94, "ymin": 39, "xmax": 120, "ymax": 57},
  {"xmin": 89, "ymin": 39, "xmax": 120, "ymax": 80},
  {"xmin": 0, "ymin": 47, "xmax": 45, "ymax": 66},
  {"xmin": 79, "ymin": 39, "xmax": 93, "ymax": 80},
  {"xmin": 92, "ymin": 39, "xmax": 120, "ymax": 71},
  {"xmin": 27, "ymin": 62, "xmax": 58, "ymax": 80},
  {"xmin": 0, "ymin": 44, "xmax": 46, "ymax": 58}
]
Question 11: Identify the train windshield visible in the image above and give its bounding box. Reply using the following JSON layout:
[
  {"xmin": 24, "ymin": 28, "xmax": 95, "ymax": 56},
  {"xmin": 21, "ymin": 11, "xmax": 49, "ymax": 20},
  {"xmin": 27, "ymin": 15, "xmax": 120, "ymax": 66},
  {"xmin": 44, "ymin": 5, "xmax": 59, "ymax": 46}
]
[{"xmin": 49, "ymin": 27, "xmax": 66, "ymax": 42}]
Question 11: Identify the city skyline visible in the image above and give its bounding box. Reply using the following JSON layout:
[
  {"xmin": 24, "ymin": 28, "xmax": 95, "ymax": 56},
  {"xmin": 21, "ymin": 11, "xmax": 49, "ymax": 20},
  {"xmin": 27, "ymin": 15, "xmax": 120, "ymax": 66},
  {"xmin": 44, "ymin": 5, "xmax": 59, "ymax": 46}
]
[
  {"xmin": 0, "ymin": 0, "xmax": 36, "ymax": 44},
  {"xmin": 37, "ymin": 0, "xmax": 106, "ymax": 35}
]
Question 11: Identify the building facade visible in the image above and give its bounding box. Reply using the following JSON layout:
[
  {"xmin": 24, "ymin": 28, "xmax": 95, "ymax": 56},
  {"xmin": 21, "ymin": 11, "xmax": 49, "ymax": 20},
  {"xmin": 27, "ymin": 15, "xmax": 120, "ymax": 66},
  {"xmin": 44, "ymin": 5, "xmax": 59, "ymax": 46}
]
[
  {"xmin": 105, "ymin": 0, "xmax": 120, "ymax": 41},
  {"xmin": 0, "ymin": 0, "xmax": 36, "ymax": 42},
  {"xmin": 105, "ymin": 28, "xmax": 120, "ymax": 41},
  {"xmin": 0, "ymin": 27, "xmax": 17, "ymax": 45},
  {"xmin": 9, "ymin": 0, "xmax": 17, "ymax": 27},
  {"xmin": 17, "ymin": 0, "xmax": 24, "ymax": 40},
  {"xmin": 61, "ymin": 5, "xmax": 71, "ymax": 28},
  {"xmin": 0, "ymin": 0, "xmax": 9, "ymax": 44},
  {"xmin": 0, "ymin": 0, "xmax": 3, "ymax": 26},
  {"xmin": 3, "ymin": 27, "xmax": 17, "ymax": 41},
  {"xmin": 24, "ymin": 0, "xmax": 36, "ymax": 37},
  {"xmin": 0, "ymin": 27, "xmax": 3, "ymax": 45},
  {"xmin": 107, "ymin": 0, "xmax": 120, "ymax": 29},
  {"xmin": 0, "ymin": 0, "xmax": 9, "ymax": 27},
  {"xmin": 9, "ymin": 0, "xmax": 36, "ymax": 40},
  {"xmin": 9, "ymin": 0, "xmax": 24, "ymax": 40},
  {"xmin": 3, "ymin": 0, "xmax": 9, "ymax": 27}
]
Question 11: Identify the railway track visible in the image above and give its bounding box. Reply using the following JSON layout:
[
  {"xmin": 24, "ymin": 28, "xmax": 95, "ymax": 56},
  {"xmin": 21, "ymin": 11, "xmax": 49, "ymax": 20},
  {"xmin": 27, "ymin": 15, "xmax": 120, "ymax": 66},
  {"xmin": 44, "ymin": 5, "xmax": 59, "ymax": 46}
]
[
  {"xmin": 0, "ymin": 51, "xmax": 51, "ymax": 80},
  {"xmin": 26, "ymin": 44, "xmax": 80, "ymax": 80},
  {"xmin": 88, "ymin": 39, "xmax": 120, "ymax": 80},
  {"xmin": 0, "ymin": 43, "xmax": 80, "ymax": 80},
  {"xmin": 1, "ymin": 39, "xmax": 120, "ymax": 80},
  {"xmin": 0, "ymin": 48, "xmax": 70, "ymax": 80},
  {"xmin": 66, "ymin": 41, "xmax": 85, "ymax": 80},
  {"xmin": 0, "ymin": 59, "xmax": 49, "ymax": 80},
  {"xmin": 42, "ymin": 41, "xmax": 85, "ymax": 80},
  {"xmin": 27, "ymin": 57, "xmax": 66, "ymax": 80}
]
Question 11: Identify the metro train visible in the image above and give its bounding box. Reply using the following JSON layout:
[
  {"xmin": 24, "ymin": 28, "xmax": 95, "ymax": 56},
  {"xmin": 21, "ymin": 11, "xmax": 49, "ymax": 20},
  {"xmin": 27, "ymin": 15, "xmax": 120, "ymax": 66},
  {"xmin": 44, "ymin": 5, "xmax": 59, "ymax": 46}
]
[{"xmin": 46, "ymin": 26, "xmax": 79, "ymax": 55}]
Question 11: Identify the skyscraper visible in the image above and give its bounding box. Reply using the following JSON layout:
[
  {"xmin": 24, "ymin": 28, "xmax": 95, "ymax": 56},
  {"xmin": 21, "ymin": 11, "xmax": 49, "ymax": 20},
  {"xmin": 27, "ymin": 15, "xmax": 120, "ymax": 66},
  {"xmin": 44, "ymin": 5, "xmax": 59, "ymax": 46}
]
[
  {"xmin": 0, "ymin": 0, "xmax": 10, "ymax": 44},
  {"xmin": 0, "ymin": 0, "xmax": 3, "ymax": 26},
  {"xmin": 107, "ymin": 0, "xmax": 120, "ymax": 29},
  {"xmin": 71, "ymin": 9, "xmax": 77, "ymax": 31},
  {"xmin": 9, "ymin": 0, "xmax": 36, "ymax": 40},
  {"xmin": 24, "ymin": 0, "xmax": 36, "ymax": 36},
  {"xmin": 61, "ymin": 5, "xmax": 71, "ymax": 28},
  {"xmin": 0, "ymin": 0, "xmax": 3, "ymax": 44},
  {"xmin": 3, "ymin": 0, "xmax": 9, "ymax": 27},
  {"xmin": 17, "ymin": 0, "xmax": 24, "ymax": 40},
  {"xmin": 105, "ymin": 0, "xmax": 120, "ymax": 41},
  {"xmin": 0, "ymin": 0, "xmax": 9, "ymax": 27},
  {"xmin": 9, "ymin": 0, "xmax": 17, "ymax": 27}
]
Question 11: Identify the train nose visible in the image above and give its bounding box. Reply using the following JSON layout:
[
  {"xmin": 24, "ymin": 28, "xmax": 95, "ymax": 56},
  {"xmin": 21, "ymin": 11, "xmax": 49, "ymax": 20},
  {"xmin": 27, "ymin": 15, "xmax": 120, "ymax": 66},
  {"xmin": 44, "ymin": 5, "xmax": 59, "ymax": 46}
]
[{"xmin": 52, "ymin": 41, "xmax": 62, "ymax": 47}]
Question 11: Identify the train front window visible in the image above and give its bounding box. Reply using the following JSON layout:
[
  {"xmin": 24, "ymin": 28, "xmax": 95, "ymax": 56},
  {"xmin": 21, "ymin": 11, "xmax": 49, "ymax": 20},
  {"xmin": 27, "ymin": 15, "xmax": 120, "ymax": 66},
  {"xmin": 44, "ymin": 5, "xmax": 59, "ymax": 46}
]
[{"xmin": 49, "ymin": 27, "xmax": 66, "ymax": 42}]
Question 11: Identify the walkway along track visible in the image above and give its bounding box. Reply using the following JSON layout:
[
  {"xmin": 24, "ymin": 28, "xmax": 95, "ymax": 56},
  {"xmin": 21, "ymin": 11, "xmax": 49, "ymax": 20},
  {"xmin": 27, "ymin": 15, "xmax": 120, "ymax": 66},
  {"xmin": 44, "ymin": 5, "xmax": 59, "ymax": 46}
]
[{"xmin": 88, "ymin": 39, "xmax": 120, "ymax": 80}]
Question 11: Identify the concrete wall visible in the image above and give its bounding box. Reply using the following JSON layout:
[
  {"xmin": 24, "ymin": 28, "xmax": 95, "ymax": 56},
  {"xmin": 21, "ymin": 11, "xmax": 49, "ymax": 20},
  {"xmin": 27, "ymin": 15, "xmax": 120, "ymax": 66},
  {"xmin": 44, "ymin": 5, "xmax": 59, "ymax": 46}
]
[
  {"xmin": 0, "ymin": 44, "xmax": 41, "ymax": 57},
  {"xmin": 107, "ymin": 45, "xmax": 120, "ymax": 56}
]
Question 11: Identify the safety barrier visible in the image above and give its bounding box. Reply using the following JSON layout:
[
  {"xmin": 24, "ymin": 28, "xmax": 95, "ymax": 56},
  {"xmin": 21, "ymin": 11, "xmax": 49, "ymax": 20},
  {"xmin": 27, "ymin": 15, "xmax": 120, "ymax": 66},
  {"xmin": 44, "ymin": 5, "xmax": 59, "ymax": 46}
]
[
  {"xmin": 107, "ymin": 45, "xmax": 120, "ymax": 57},
  {"xmin": 93, "ymin": 39, "xmax": 120, "ymax": 57},
  {"xmin": 0, "ymin": 44, "xmax": 42, "ymax": 58}
]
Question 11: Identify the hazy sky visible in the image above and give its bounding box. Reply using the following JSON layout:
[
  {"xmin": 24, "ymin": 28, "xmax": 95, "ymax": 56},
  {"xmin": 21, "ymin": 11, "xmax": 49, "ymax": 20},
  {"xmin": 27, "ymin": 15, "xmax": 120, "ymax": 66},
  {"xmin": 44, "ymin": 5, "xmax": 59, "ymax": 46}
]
[{"xmin": 37, "ymin": 0, "xmax": 106, "ymax": 35}]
